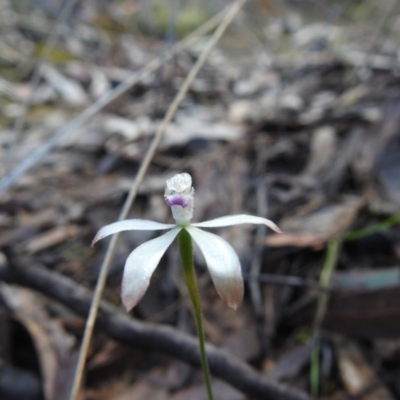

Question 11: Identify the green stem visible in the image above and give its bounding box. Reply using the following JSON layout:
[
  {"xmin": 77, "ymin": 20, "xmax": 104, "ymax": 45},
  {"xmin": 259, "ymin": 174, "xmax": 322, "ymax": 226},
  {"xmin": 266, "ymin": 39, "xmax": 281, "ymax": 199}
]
[
  {"xmin": 344, "ymin": 211, "xmax": 400, "ymax": 241},
  {"xmin": 178, "ymin": 228, "xmax": 214, "ymax": 400},
  {"xmin": 310, "ymin": 237, "xmax": 341, "ymax": 397},
  {"xmin": 310, "ymin": 340, "xmax": 320, "ymax": 398}
]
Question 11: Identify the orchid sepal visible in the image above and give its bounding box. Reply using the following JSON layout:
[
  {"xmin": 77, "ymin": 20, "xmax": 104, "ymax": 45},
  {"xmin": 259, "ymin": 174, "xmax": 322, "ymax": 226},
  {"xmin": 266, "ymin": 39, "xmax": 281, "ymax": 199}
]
[
  {"xmin": 186, "ymin": 226, "xmax": 243, "ymax": 310},
  {"xmin": 192, "ymin": 214, "xmax": 282, "ymax": 233},
  {"xmin": 121, "ymin": 227, "xmax": 181, "ymax": 311},
  {"xmin": 91, "ymin": 219, "xmax": 176, "ymax": 246}
]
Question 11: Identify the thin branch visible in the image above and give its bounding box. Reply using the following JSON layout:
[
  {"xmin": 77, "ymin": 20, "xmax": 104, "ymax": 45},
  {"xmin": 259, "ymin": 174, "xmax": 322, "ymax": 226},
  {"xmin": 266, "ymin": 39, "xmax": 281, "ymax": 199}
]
[
  {"xmin": 0, "ymin": 6, "xmax": 227, "ymax": 197},
  {"xmin": 244, "ymin": 273, "xmax": 327, "ymax": 292},
  {"xmin": 249, "ymin": 180, "xmax": 268, "ymax": 318},
  {"xmin": 0, "ymin": 260, "xmax": 311, "ymax": 400},
  {"xmin": 70, "ymin": 1, "xmax": 249, "ymax": 399}
]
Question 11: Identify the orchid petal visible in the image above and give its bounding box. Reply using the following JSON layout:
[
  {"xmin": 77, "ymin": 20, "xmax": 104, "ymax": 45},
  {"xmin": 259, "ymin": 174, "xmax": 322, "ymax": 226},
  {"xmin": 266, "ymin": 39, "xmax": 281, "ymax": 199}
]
[
  {"xmin": 121, "ymin": 227, "xmax": 181, "ymax": 311},
  {"xmin": 92, "ymin": 219, "xmax": 176, "ymax": 246},
  {"xmin": 186, "ymin": 226, "xmax": 244, "ymax": 310},
  {"xmin": 192, "ymin": 214, "xmax": 282, "ymax": 233}
]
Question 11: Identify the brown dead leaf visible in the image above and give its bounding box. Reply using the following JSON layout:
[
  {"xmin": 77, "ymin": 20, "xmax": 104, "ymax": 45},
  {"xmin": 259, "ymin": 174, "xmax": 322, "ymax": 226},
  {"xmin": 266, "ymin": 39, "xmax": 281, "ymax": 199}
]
[
  {"xmin": 221, "ymin": 323, "xmax": 260, "ymax": 361},
  {"xmin": 0, "ymin": 284, "xmax": 77, "ymax": 400},
  {"xmin": 266, "ymin": 233, "xmax": 325, "ymax": 250},
  {"xmin": 40, "ymin": 64, "xmax": 88, "ymax": 105},
  {"xmin": 301, "ymin": 126, "xmax": 337, "ymax": 177},
  {"xmin": 86, "ymin": 341, "xmax": 132, "ymax": 372},
  {"xmin": 266, "ymin": 196, "xmax": 365, "ymax": 248},
  {"xmin": 265, "ymin": 344, "xmax": 312, "ymax": 381},
  {"xmin": 113, "ymin": 381, "xmax": 168, "ymax": 400},
  {"xmin": 335, "ymin": 337, "xmax": 395, "ymax": 400},
  {"xmin": 25, "ymin": 225, "xmax": 80, "ymax": 254},
  {"xmin": 169, "ymin": 379, "xmax": 245, "ymax": 400}
]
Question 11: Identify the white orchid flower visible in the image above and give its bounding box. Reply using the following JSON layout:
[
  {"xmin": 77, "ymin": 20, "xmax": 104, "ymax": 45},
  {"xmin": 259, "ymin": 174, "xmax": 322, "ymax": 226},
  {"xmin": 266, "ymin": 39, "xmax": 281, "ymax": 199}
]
[{"xmin": 92, "ymin": 173, "xmax": 281, "ymax": 311}]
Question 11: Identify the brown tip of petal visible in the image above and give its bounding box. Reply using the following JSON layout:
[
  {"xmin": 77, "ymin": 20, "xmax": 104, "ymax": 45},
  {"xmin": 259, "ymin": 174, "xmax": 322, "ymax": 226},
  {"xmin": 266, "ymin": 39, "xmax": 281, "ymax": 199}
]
[
  {"xmin": 91, "ymin": 236, "xmax": 100, "ymax": 247},
  {"xmin": 219, "ymin": 291, "xmax": 243, "ymax": 311},
  {"xmin": 224, "ymin": 298, "xmax": 241, "ymax": 311},
  {"xmin": 123, "ymin": 303, "xmax": 134, "ymax": 312},
  {"xmin": 91, "ymin": 232, "xmax": 100, "ymax": 246},
  {"xmin": 122, "ymin": 291, "xmax": 145, "ymax": 312},
  {"xmin": 220, "ymin": 280, "xmax": 244, "ymax": 311},
  {"xmin": 270, "ymin": 224, "xmax": 283, "ymax": 234},
  {"xmin": 122, "ymin": 296, "xmax": 135, "ymax": 312}
]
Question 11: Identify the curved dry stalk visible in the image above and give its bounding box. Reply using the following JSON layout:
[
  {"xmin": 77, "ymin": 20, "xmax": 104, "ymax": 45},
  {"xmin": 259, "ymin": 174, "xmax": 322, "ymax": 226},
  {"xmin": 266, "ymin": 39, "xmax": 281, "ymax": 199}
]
[
  {"xmin": 69, "ymin": 1, "xmax": 248, "ymax": 399},
  {"xmin": 0, "ymin": 6, "xmax": 228, "ymax": 197}
]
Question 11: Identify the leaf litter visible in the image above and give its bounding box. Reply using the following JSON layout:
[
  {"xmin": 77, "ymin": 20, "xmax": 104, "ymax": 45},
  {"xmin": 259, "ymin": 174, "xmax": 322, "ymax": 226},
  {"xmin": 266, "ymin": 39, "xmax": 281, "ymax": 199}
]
[{"xmin": 1, "ymin": 0, "xmax": 400, "ymax": 399}]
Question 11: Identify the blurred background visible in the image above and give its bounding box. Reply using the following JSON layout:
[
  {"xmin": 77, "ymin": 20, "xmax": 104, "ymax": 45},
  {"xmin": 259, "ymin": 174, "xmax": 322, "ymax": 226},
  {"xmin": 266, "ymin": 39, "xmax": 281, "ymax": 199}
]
[{"xmin": 1, "ymin": 0, "xmax": 400, "ymax": 399}]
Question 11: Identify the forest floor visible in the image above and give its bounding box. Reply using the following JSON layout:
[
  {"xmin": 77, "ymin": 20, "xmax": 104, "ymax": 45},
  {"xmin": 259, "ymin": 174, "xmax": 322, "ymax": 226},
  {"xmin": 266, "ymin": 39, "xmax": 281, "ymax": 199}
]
[{"xmin": 1, "ymin": 0, "xmax": 400, "ymax": 399}]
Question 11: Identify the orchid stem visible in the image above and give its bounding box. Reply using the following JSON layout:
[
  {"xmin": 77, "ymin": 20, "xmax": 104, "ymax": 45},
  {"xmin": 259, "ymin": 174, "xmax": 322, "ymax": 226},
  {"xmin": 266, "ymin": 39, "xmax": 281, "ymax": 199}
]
[{"xmin": 178, "ymin": 228, "xmax": 214, "ymax": 400}]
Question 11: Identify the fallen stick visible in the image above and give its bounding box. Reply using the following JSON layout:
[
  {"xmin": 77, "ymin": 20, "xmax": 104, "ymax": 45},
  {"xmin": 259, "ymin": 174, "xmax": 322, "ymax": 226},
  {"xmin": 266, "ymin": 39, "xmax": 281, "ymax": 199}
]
[{"xmin": 0, "ymin": 259, "xmax": 311, "ymax": 400}]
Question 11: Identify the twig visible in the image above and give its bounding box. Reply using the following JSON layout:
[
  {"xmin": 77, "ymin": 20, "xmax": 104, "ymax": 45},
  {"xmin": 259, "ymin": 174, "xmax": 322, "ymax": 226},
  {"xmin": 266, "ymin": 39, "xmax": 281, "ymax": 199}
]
[
  {"xmin": 0, "ymin": 6, "xmax": 227, "ymax": 197},
  {"xmin": 0, "ymin": 260, "xmax": 311, "ymax": 400},
  {"xmin": 248, "ymin": 179, "xmax": 268, "ymax": 318},
  {"xmin": 70, "ymin": 1, "xmax": 249, "ymax": 399},
  {"xmin": 244, "ymin": 273, "xmax": 325, "ymax": 291}
]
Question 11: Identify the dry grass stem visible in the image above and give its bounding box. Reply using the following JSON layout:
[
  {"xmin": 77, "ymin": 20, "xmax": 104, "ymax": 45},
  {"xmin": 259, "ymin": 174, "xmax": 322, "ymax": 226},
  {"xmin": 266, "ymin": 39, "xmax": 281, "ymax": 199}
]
[{"xmin": 69, "ymin": 1, "xmax": 247, "ymax": 399}]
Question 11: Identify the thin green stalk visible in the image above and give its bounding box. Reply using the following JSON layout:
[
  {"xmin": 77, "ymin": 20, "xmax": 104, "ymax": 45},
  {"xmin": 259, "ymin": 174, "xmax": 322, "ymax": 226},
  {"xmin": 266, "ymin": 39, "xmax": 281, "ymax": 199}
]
[
  {"xmin": 310, "ymin": 210, "xmax": 400, "ymax": 394},
  {"xmin": 310, "ymin": 341, "xmax": 320, "ymax": 398},
  {"xmin": 344, "ymin": 211, "xmax": 400, "ymax": 241},
  {"xmin": 310, "ymin": 237, "xmax": 341, "ymax": 397},
  {"xmin": 178, "ymin": 228, "xmax": 214, "ymax": 400}
]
